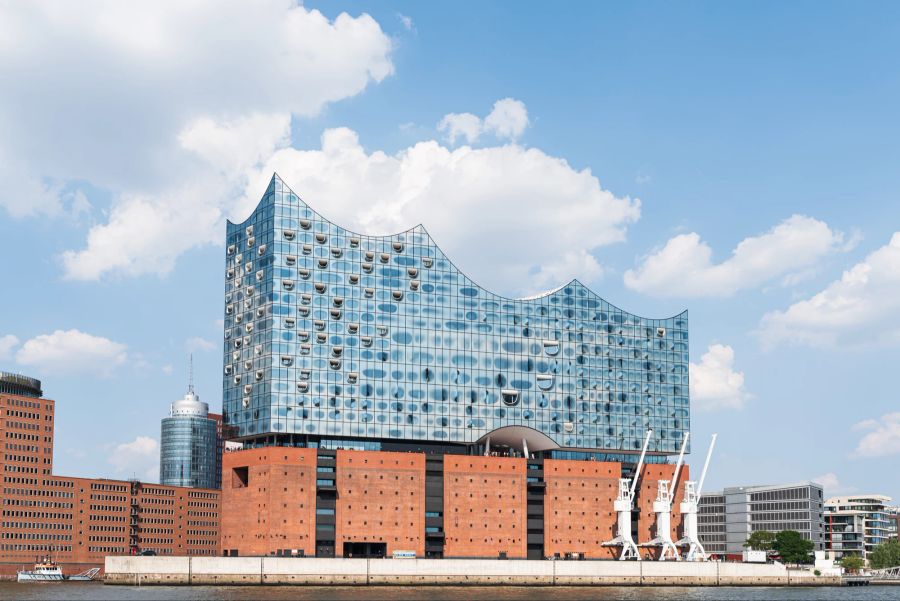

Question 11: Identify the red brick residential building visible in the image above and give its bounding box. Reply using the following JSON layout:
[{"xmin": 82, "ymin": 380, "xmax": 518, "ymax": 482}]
[{"xmin": 0, "ymin": 378, "xmax": 220, "ymax": 578}]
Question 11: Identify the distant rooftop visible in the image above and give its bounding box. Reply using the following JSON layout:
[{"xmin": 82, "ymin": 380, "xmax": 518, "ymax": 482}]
[
  {"xmin": 0, "ymin": 371, "xmax": 43, "ymax": 398},
  {"xmin": 702, "ymin": 481, "xmax": 823, "ymax": 496}
]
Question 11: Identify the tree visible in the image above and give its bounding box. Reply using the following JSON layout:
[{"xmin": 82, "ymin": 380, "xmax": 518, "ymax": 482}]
[
  {"xmin": 869, "ymin": 540, "xmax": 900, "ymax": 570},
  {"xmin": 773, "ymin": 530, "xmax": 814, "ymax": 564},
  {"xmin": 745, "ymin": 530, "xmax": 776, "ymax": 551},
  {"xmin": 840, "ymin": 555, "xmax": 865, "ymax": 573}
]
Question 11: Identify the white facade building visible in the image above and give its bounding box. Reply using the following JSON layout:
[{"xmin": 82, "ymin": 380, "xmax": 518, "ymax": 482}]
[{"xmin": 699, "ymin": 482, "xmax": 825, "ymax": 557}]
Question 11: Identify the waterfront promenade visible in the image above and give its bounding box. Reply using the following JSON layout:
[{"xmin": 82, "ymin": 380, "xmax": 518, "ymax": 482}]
[{"xmin": 105, "ymin": 556, "xmax": 838, "ymax": 587}]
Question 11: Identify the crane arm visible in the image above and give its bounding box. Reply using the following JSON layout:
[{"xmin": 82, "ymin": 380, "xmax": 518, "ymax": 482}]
[
  {"xmin": 629, "ymin": 428, "xmax": 653, "ymax": 498},
  {"xmin": 696, "ymin": 433, "xmax": 718, "ymax": 498},
  {"xmin": 668, "ymin": 432, "xmax": 690, "ymax": 498}
]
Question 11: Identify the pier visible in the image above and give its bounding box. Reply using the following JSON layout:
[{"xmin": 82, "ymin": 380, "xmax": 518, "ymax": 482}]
[{"xmin": 105, "ymin": 557, "xmax": 840, "ymax": 586}]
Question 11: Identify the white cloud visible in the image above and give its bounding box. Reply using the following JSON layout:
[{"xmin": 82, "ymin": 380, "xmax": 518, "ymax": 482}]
[
  {"xmin": 241, "ymin": 127, "xmax": 640, "ymax": 296},
  {"xmin": 108, "ymin": 436, "xmax": 159, "ymax": 482},
  {"xmin": 484, "ymin": 98, "xmax": 530, "ymax": 140},
  {"xmin": 0, "ymin": 334, "xmax": 19, "ymax": 360},
  {"xmin": 185, "ymin": 337, "xmax": 216, "ymax": 353},
  {"xmin": 530, "ymin": 250, "xmax": 605, "ymax": 293},
  {"xmin": 398, "ymin": 13, "xmax": 414, "ymax": 32},
  {"xmin": 851, "ymin": 412, "xmax": 900, "ymax": 458},
  {"xmin": 624, "ymin": 215, "xmax": 846, "ymax": 298},
  {"xmin": 59, "ymin": 92, "xmax": 632, "ymax": 292},
  {"xmin": 689, "ymin": 344, "xmax": 750, "ymax": 411},
  {"xmin": 161, "ymin": 364, "xmax": 174, "ymax": 375},
  {"xmin": 438, "ymin": 112, "xmax": 483, "ymax": 145},
  {"xmin": 813, "ymin": 472, "xmax": 856, "ymax": 496},
  {"xmin": 61, "ymin": 113, "xmax": 290, "ymax": 280},
  {"xmin": 15, "ymin": 329, "xmax": 127, "ymax": 376},
  {"xmin": 759, "ymin": 233, "xmax": 900, "ymax": 348},
  {"xmin": 438, "ymin": 98, "xmax": 530, "ymax": 145},
  {"xmin": 0, "ymin": 1, "xmax": 393, "ymax": 218}
]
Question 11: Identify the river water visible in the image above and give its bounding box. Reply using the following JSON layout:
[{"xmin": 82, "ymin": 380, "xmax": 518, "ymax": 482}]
[{"xmin": 0, "ymin": 582, "xmax": 896, "ymax": 600}]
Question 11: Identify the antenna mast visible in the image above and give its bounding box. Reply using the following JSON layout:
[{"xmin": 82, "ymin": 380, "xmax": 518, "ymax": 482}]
[{"xmin": 188, "ymin": 354, "xmax": 194, "ymax": 395}]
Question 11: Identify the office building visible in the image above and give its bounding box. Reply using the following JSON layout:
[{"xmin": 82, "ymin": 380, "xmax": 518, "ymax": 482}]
[
  {"xmin": 698, "ymin": 482, "xmax": 825, "ymax": 558},
  {"xmin": 0, "ymin": 374, "xmax": 220, "ymax": 577},
  {"xmin": 824, "ymin": 494, "xmax": 894, "ymax": 563},
  {"xmin": 221, "ymin": 175, "xmax": 692, "ymax": 559},
  {"xmin": 160, "ymin": 376, "xmax": 222, "ymax": 489}
]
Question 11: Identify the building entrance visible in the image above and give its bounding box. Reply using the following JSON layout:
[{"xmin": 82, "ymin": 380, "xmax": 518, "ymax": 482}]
[{"xmin": 343, "ymin": 542, "xmax": 387, "ymax": 558}]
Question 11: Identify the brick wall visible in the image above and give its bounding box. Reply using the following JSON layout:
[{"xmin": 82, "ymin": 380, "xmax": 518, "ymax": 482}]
[
  {"xmin": 335, "ymin": 450, "xmax": 425, "ymax": 557},
  {"xmin": 443, "ymin": 456, "xmax": 526, "ymax": 559},
  {"xmin": 637, "ymin": 463, "xmax": 689, "ymax": 559},
  {"xmin": 220, "ymin": 447, "xmax": 316, "ymax": 557},
  {"xmin": 543, "ymin": 459, "xmax": 620, "ymax": 559}
]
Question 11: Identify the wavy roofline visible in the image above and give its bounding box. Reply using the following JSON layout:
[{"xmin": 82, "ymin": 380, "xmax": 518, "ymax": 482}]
[{"xmin": 228, "ymin": 173, "xmax": 688, "ymax": 321}]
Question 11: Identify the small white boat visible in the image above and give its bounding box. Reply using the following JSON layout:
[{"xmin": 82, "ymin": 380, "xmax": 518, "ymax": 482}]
[{"xmin": 17, "ymin": 558, "xmax": 64, "ymax": 582}]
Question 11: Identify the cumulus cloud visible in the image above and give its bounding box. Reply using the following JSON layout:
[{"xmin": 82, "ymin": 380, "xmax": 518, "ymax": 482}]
[
  {"xmin": 813, "ymin": 472, "xmax": 856, "ymax": 496},
  {"xmin": 438, "ymin": 98, "xmax": 530, "ymax": 145},
  {"xmin": 185, "ymin": 337, "xmax": 216, "ymax": 353},
  {"xmin": 0, "ymin": 1, "xmax": 393, "ymax": 217},
  {"xmin": 689, "ymin": 344, "xmax": 750, "ymax": 411},
  {"xmin": 484, "ymin": 98, "xmax": 530, "ymax": 140},
  {"xmin": 108, "ymin": 436, "xmax": 159, "ymax": 482},
  {"xmin": 759, "ymin": 233, "xmax": 900, "ymax": 348},
  {"xmin": 438, "ymin": 112, "xmax": 483, "ymax": 145},
  {"xmin": 624, "ymin": 215, "xmax": 846, "ymax": 297},
  {"xmin": 240, "ymin": 127, "xmax": 639, "ymax": 296},
  {"xmin": 851, "ymin": 412, "xmax": 900, "ymax": 458},
  {"xmin": 0, "ymin": 334, "xmax": 19, "ymax": 360},
  {"xmin": 15, "ymin": 329, "xmax": 127, "ymax": 376},
  {"xmin": 58, "ymin": 89, "xmax": 632, "ymax": 291},
  {"xmin": 61, "ymin": 113, "xmax": 291, "ymax": 280}
]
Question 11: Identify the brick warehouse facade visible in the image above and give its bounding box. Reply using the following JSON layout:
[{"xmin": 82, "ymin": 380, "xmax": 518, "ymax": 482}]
[
  {"xmin": 543, "ymin": 459, "xmax": 621, "ymax": 559},
  {"xmin": 222, "ymin": 447, "xmax": 689, "ymax": 560},
  {"xmin": 0, "ymin": 389, "xmax": 220, "ymax": 578},
  {"xmin": 637, "ymin": 463, "xmax": 690, "ymax": 559}
]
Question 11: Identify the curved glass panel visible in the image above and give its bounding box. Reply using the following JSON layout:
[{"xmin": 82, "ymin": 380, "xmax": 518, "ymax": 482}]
[{"xmin": 222, "ymin": 175, "xmax": 690, "ymax": 454}]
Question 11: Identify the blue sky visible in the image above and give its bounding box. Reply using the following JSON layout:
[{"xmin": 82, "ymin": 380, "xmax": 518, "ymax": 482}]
[{"xmin": 1, "ymin": 1, "xmax": 898, "ymax": 500}]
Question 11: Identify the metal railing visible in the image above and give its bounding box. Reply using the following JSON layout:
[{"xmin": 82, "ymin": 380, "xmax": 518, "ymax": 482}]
[{"xmin": 870, "ymin": 566, "xmax": 900, "ymax": 580}]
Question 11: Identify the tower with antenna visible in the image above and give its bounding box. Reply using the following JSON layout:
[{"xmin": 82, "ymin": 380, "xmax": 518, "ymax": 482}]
[{"xmin": 159, "ymin": 355, "xmax": 221, "ymax": 489}]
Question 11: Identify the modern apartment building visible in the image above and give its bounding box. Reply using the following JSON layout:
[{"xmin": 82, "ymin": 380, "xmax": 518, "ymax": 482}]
[
  {"xmin": 0, "ymin": 375, "xmax": 220, "ymax": 578},
  {"xmin": 221, "ymin": 174, "xmax": 692, "ymax": 559},
  {"xmin": 160, "ymin": 382, "xmax": 222, "ymax": 489},
  {"xmin": 698, "ymin": 482, "xmax": 825, "ymax": 557},
  {"xmin": 824, "ymin": 494, "xmax": 894, "ymax": 562}
]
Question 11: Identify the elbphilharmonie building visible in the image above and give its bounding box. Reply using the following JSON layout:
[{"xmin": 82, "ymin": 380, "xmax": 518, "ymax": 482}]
[
  {"xmin": 222, "ymin": 174, "xmax": 689, "ymax": 457},
  {"xmin": 220, "ymin": 174, "xmax": 692, "ymax": 560}
]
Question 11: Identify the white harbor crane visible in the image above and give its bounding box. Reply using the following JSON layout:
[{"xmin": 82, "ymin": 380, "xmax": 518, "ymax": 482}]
[
  {"xmin": 677, "ymin": 433, "xmax": 718, "ymax": 561},
  {"xmin": 640, "ymin": 431, "xmax": 689, "ymax": 561},
  {"xmin": 602, "ymin": 428, "xmax": 653, "ymax": 560}
]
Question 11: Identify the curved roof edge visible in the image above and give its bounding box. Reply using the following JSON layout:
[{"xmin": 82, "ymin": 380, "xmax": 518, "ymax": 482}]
[{"xmin": 227, "ymin": 173, "xmax": 689, "ymax": 321}]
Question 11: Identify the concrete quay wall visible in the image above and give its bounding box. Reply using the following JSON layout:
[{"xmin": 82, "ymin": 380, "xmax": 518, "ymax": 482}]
[{"xmin": 105, "ymin": 556, "xmax": 841, "ymax": 586}]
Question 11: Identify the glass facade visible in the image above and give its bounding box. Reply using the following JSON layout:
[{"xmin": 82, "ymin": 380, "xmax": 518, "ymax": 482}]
[
  {"xmin": 159, "ymin": 393, "xmax": 221, "ymax": 489},
  {"xmin": 222, "ymin": 175, "xmax": 690, "ymax": 454}
]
